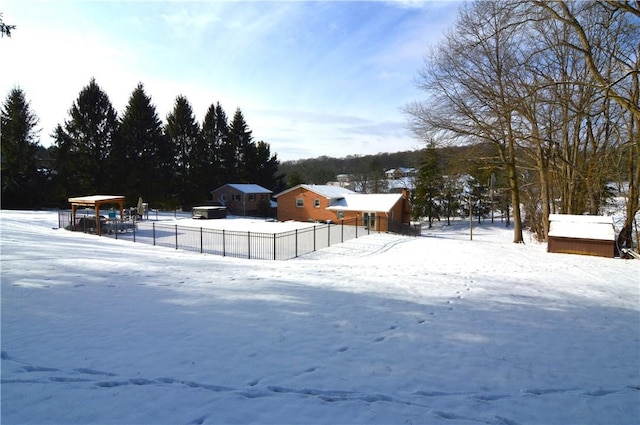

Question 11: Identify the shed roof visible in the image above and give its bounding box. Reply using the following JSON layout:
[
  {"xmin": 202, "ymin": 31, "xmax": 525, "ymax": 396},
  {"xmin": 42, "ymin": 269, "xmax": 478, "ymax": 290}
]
[
  {"xmin": 548, "ymin": 214, "xmax": 615, "ymax": 241},
  {"xmin": 327, "ymin": 193, "xmax": 403, "ymax": 213}
]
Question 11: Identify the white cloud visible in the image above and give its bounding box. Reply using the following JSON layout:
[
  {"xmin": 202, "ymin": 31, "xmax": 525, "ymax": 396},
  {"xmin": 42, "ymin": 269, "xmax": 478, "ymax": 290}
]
[{"xmin": 1, "ymin": 0, "xmax": 457, "ymax": 159}]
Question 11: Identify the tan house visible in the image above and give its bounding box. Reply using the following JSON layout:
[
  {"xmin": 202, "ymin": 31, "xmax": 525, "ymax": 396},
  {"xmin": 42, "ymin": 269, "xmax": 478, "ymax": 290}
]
[
  {"xmin": 210, "ymin": 184, "xmax": 272, "ymax": 217},
  {"xmin": 274, "ymin": 184, "xmax": 411, "ymax": 232}
]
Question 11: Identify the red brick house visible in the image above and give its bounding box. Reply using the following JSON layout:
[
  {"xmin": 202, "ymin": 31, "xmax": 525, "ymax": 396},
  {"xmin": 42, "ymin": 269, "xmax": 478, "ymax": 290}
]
[
  {"xmin": 274, "ymin": 184, "xmax": 411, "ymax": 232},
  {"xmin": 210, "ymin": 184, "xmax": 273, "ymax": 217}
]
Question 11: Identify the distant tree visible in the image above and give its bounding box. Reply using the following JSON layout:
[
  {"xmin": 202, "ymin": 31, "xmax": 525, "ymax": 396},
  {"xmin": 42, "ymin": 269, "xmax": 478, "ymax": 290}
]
[
  {"xmin": 165, "ymin": 95, "xmax": 200, "ymax": 207},
  {"xmin": 440, "ymin": 176, "xmax": 463, "ymax": 225},
  {"xmin": 0, "ymin": 13, "xmax": 15, "ymax": 37},
  {"xmin": 115, "ymin": 83, "xmax": 170, "ymax": 207},
  {"xmin": 413, "ymin": 143, "xmax": 444, "ymax": 227},
  {"xmin": 1, "ymin": 87, "xmax": 42, "ymax": 208},
  {"xmin": 51, "ymin": 78, "xmax": 118, "ymax": 199}
]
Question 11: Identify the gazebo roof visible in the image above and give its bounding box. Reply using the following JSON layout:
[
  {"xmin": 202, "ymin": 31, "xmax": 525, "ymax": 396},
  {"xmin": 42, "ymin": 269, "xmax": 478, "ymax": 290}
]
[{"xmin": 68, "ymin": 195, "xmax": 125, "ymax": 206}]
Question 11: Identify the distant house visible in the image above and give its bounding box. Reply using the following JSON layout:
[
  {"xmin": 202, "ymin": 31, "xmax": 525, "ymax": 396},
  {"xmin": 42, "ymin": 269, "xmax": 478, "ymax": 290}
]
[
  {"xmin": 385, "ymin": 167, "xmax": 416, "ymax": 180},
  {"xmin": 274, "ymin": 184, "xmax": 411, "ymax": 232},
  {"xmin": 547, "ymin": 214, "xmax": 616, "ymax": 258},
  {"xmin": 210, "ymin": 184, "xmax": 273, "ymax": 217}
]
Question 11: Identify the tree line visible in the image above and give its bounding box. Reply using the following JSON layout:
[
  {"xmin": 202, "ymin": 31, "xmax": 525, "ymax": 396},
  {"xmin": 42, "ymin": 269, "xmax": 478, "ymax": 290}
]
[
  {"xmin": 407, "ymin": 0, "xmax": 639, "ymax": 244},
  {"xmin": 1, "ymin": 79, "xmax": 284, "ymax": 209}
]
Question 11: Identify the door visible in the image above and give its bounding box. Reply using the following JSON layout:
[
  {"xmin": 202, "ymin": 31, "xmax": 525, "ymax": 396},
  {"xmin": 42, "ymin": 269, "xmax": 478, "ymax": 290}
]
[{"xmin": 362, "ymin": 212, "xmax": 376, "ymax": 230}]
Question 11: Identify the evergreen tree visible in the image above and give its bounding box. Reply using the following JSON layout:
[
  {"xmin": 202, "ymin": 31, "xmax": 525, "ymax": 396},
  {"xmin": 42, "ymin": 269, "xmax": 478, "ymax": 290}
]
[
  {"xmin": 165, "ymin": 95, "xmax": 200, "ymax": 206},
  {"xmin": 201, "ymin": 102, "xmax": 228, "ymax": 191},
  {"xmin": 228, "ymin": 108, "xmax": 253, "ymax": 182},
  {"xmin": 51, "ymin": 78, "xmax": 118, "ymax": 198},
  {"xmin": 115, "ymin": 83, "xmax": 170, "ymax": 207},
  {"xmin": 1, "ymin": 87, "xmax": 42, "ymax": 208},
  {"xmin": 253, "ymin": 140, "xmax": 285, "ymax": 191},
  {"xmin": 413, "ymin": 143, "xmax": 444, "ymax": 227}
]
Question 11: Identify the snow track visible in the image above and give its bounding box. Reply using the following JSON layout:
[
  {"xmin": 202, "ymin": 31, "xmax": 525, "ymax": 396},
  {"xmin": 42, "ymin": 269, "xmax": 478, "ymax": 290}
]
[{"xmin": 2, "ymin": 211, "xmax": 639, "ymax": 425}]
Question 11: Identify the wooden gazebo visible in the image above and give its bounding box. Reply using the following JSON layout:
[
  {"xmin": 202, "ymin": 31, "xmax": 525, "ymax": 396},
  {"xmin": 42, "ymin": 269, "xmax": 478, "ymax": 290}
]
[{"xmin": 68, "ymin": 195, "xmax": 125, "ymax": 236}]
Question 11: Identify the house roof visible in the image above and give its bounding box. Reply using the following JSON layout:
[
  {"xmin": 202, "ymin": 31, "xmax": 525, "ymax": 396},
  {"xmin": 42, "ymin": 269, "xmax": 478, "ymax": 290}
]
[
  {"xmin": 387, "ymin": 178, "xmax": 415, "ymax": 191},
  {"xmin": 326, "ymin": 193, "xmax": 404, "ymax": 213},
  {"xmin": 212, "ymin": 184, "xmax": 272, "ymax": 194},
  {"xmin": 274, "ymin": 184, "xmax": 355, "ymax": 199},
  {"xmin": 548, "ymin": 214, "xmax": 615, "ymax": 241}
]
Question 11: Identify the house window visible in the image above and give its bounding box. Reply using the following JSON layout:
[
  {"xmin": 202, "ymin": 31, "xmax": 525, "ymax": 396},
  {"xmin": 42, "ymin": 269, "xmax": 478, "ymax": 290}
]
[
  {"xmin": 232, "ymin": 194, "xmax": 241, "ymax": 201},
  {"xmin": 249, "ymin": 194, "xmax": 255, "ymax": 201},
  {"xmin": 296, "ymin": 198, "xmax": 304, "ymax": 208},
  {"xmin": 221, "ymin": 194, "xmax": 226, "ymax": 202},
  {"xmin": 314, "ymin": 199, "xmax": 320, "ymax": 208},
  {"xmin": 337, "ymin": 211, "xmax": 344, "ymax": 220},
  {"xmin": 261, "ymin": 194, "xmax": 267, "ymax": 200}
]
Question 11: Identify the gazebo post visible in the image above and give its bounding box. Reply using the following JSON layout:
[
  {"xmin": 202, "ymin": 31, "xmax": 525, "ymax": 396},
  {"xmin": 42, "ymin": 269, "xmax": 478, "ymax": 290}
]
[
  {"xmin": 95, "ymin": 204, "xmax": 101, "ymax": 236},
  {"xmin": 71, "ymin": 204, "xmax": 77, "ymax": 230}
]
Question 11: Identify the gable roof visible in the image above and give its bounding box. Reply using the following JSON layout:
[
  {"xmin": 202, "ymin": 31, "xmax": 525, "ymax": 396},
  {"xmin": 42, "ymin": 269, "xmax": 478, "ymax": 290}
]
[
  {"xmin": 212, "ymin": 184, "xmax": 272, "ymax": 194},
  {"xmin": 274, "ymin": 184, "xmax": 355, "ymax": 199},
  {"xmin": 326, "ymin": 193, "xmax": 404, "ymax": 213}
]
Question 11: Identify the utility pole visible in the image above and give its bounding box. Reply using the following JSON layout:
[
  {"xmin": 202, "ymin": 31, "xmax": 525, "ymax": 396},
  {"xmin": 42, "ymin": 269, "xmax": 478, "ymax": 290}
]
[{"xmin": 469, "ymin": 192, "xmax": 473, "ymax": 241}]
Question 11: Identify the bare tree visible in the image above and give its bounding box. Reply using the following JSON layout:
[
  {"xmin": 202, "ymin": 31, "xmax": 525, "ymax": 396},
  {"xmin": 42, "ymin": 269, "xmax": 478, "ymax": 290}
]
[
  {"xmin": 0, "ymin": 13, "xmax": 16, "ymax": 38},
  {"xmin": 534, "ymin": 0, "xmax": 639, "ymax": 251},
  {"xmin": 407, "ymin": 1, "xmax": 529, "ymax": 243}
]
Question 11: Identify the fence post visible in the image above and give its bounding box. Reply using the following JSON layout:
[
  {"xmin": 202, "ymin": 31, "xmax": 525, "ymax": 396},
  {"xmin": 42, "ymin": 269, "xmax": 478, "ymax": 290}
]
[
  {"xmin": 153, "ymin": 222, "xmax": 156, "ymax": 246},
  {"xmin": 247, "ymin": 231, "xmax": 251, "ymax": 259},
  {"xmin": 273, "ymin": 233, "xmax": 276, "ymax": 261},
  {"xmin": 341, "ymin": 220, "xmax": 344, "ymax": 242},
  {"xmin": 222, "ymin": 229, "xmax": 226, "ymax": 257},
  {"xmin": 133, "ymin": 219, "xmax": 136, "ymax": 243},
  {"xmin": 327, "ymin": 222, "xmax": 330, "ymax": 247},
  {"xmin": 175, "ymin": 225, "xmax": 178, "ymax": 250},
  {"xmin": 115, "ymin": 220, "xmax": 118, "ymax": 240},
  {"xmin": 200, "ymin": 227, "xmax": 203, "ymax": 254},
  {"xmin": 313, "ymin": 225, "xmax": 316, "ymax": 252},
  {"xmin": 295, "ymin": 229, "xmax": 298, "ymax": 258},
  {"xmin": 356, "ymin": 216, "xmax": 358, "ymax": 238}
]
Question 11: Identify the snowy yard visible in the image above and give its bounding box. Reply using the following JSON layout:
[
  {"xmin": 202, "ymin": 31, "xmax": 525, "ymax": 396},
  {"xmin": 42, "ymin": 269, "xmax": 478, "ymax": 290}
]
[{"xmin": 1, "ymin": 210, "xmax": 639, "ymax": 424}]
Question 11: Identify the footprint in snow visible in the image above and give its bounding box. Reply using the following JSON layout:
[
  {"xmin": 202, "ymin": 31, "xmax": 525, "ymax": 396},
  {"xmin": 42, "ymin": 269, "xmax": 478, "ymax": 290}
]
[{"xmin": 336, "ymin": 346, "xmax": 349, "ymax": 353}]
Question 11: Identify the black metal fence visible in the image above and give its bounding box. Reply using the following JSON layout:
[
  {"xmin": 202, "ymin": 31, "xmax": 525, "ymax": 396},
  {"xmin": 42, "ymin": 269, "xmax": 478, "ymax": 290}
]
[{"xmin": 58, "ymin": 211, "xmax": 419, "ymax": 260}]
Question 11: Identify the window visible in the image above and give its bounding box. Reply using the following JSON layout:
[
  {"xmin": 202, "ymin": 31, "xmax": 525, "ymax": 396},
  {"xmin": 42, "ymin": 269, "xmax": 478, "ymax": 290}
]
[
  {"xmin": 296, "ymin": 198, "xmax": 304, "ymax": 208},
  {"xmin": 232, "ymin": 194, "xmax": 241, "ymax": 201},
  {"xmin": 314, "ymin": 199, "xmax": 320, "ymax": 208},
  {"xmin": 249, "ymin": 194, "xmax": 255, "ymax": 201},
  {"xmin": 221, "ymin": 194, "xmax": 226, "ymax": 202},
  {"xmin": 337, "ymin": 211, "xmax": 344, "ymax": 220}
]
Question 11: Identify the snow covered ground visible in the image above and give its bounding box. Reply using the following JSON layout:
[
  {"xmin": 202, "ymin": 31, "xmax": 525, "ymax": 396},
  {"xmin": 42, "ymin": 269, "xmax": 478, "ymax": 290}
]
[{"xmin": 1, "ymin": 210, "xmax": 639, "ymax": 425}]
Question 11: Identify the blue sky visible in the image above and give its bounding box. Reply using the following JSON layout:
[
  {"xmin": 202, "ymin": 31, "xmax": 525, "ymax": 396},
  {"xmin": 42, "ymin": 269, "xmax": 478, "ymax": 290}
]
[{"xmin": 2, "ymin": 1, "xmax": 459, "ymax": 161}]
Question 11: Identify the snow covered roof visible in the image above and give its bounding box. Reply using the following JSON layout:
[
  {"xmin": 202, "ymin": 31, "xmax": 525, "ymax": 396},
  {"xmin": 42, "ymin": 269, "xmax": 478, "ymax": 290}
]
[
  {"xmin": 548, "ymin": 214, "xmax": 615, "ymax": 241},
  {"xmin": 68, "ymin": 195, "xmax": 125, "ymax": 204},
  {"xmin": 215, "ymin": 184, "xmax": 272, "ymax": 194},
  {"xmin": 274, "ymin": 184, "xmax": 355, "ymax": 199},
  {"xmin": 327, "ymin": 193, "xmax": 403, "ymax": 213},
  {"xmin": 387, "ymin": 178, "xmax": 415, "ymax": 191}
]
